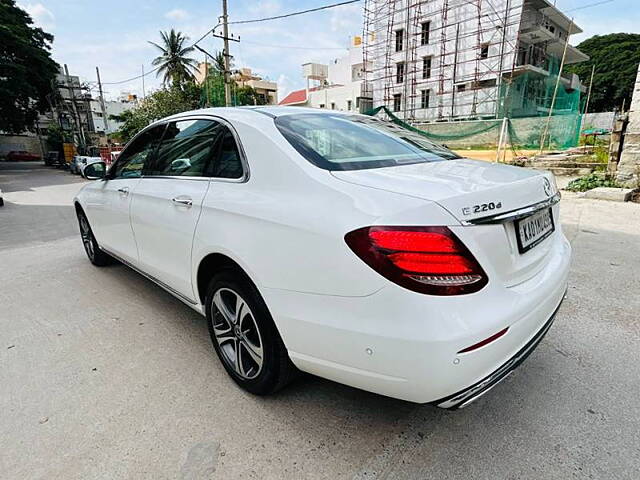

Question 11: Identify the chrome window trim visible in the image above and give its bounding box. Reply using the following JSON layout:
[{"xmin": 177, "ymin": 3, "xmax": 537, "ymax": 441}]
[
  {"xmin": 139, "ymin": 114, "xmax": 250, "ymax": 183},
  {"xmin": 463, "ymin": 192, "xmax": 561, "ymax": 225}
]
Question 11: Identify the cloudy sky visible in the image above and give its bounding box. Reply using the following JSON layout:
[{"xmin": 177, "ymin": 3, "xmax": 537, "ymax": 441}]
[{"xmin": 19, "ymin": 0, "xmax": 640, "ymax": 101}]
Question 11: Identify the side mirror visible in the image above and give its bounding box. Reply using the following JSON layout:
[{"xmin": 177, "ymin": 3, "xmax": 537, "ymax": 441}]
[{"xmin": 83, "ymin": 162, "xmax": 106, "ymax": 180}]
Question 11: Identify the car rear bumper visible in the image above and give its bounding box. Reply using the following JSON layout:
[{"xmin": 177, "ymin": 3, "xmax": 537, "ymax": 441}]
[
  {"xmin": 263, "ymin": 232, "xmax": 571, "ymax": 404},
  {"xmin": 432, "ymin": 295, "xmax": 562, "ymax": 409}
]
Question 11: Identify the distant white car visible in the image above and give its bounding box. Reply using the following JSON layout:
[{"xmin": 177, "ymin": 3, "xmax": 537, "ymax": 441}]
[
  {"xmin": 71, "ymin": 156, "xmax": 102, "ymax": 175},
  {"xmin": 73, "ymin": 107, "xmax": 570, "ymax": 409}
]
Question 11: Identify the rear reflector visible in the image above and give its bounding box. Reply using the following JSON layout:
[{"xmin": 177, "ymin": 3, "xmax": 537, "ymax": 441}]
[
  {"xmin": 458, "ymin": 327, "xmax": 509, "ymax": 354},
  {"xmin": 345, "ymin": 226, "xmax": 488, "ymax": 295}
]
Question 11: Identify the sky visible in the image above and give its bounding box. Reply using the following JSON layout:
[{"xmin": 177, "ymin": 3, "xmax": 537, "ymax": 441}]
[{"xmin": 18, "ymin": 0, "xmax": 640, "ymax": 102}]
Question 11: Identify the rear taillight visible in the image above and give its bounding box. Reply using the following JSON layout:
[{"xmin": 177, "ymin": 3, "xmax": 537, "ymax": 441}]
[{"xmin": 344, "ymin": 226, "xmax": 488, "ymax": 295}]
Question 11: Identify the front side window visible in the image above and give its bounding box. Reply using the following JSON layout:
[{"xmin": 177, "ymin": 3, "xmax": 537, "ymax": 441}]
[
  {"xmin": 274, "ymin": 113, "xmax": 459, "ymax": 171},
  {"xmin": 146, "ymin": 119, "xmax": 223, "ymax": 177},
  {"xmin": 111, "ymin": 124, "xmax": 166, "ymax": 179}
]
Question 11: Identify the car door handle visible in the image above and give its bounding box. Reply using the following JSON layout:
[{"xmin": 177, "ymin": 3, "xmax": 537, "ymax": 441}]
[
  {"xmin": 117, "ymin": 187, "xmax": 129, "ymax": 196},
  {"xmin": 172, "ymin": 196, "xmax": 193, "ymax": 207}
]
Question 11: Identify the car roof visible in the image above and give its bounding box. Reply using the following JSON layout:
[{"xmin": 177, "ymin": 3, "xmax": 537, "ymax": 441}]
[{"xmin": 160, "ymin": 105, "xmax": 362, "ymax": 123}]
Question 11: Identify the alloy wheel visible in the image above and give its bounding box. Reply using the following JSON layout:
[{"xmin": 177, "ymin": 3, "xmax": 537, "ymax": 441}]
[
  {"xmin": 79, "ymin": 215, "xmax": 95, "ymax": 260},
  {"xmin": 211, "ymin": 287, "xmax": 264, "ymax": 379}
]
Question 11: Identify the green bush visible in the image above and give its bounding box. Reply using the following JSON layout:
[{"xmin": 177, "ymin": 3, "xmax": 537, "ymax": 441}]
[{"xmin": 565, "ymin": 173, "xmax": 621, "ymax": 192}]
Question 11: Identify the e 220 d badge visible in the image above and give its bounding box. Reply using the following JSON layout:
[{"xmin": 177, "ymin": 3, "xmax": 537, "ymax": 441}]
[{"xmin": 462, "ymin": 201, "xmax": 503, "ymax": 216}]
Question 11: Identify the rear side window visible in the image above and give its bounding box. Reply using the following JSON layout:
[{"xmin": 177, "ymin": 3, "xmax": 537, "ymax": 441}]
[
  {"xmin": 275, "ymin": 113, "xmax": 459, "ymax": 171},
  {"xmin": 111, "ymin": 124, "xmax": 166, "ymax": 179},
  {"xmin": 146, "ymin": 119, "xmax": 222, "ymax": 177},
  {"xmin": 208, "ymin": 130, "xmax": 243, "ymax": 179}
]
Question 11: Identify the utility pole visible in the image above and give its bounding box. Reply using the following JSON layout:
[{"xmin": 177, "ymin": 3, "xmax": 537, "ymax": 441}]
[
  {"xmin": 96, "ymin": 66, "xmax": 109, "ymax": 134},
  {"xmin": 142, "ymin": 64, "xmax": 146, "ymax": 98},
  {"xmin": 64, "ymin": 63, "xmax": 86, "ymax": 150},
  {"xmin": 583, "ymin": 64, "xmax": 596, "ymax": 116},
  {"xmin": 222, "ymin": 0, "xmax": 232, "ymax": 107}
]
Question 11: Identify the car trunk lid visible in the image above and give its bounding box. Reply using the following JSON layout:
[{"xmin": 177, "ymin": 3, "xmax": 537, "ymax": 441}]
[{"xmin": 331, "ymin": 159, "xmax": 560, "ymax": 287}]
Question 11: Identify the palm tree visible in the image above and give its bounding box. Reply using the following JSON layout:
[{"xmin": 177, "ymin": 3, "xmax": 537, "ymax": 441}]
[{"xmin": 149, "ymin": 29, "xmax": 198, "ymax": 87}]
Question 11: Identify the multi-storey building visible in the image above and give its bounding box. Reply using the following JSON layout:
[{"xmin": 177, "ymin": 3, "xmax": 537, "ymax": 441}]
[{"xmin": 364, "ymin": 0, "xmax": 588, "ymax": 121}]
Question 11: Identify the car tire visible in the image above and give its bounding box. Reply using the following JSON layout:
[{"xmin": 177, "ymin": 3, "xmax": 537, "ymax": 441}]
[
  {"xmin": 76, "ymin": 209, "xmax": 115, "ymax": 266},
  {"xmin": 205, "ymin": 269, "xmax": 297, "ymax": 395}
]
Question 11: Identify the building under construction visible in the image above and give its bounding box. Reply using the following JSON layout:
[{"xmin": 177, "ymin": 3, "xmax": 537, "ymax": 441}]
[{"xmin": 363, "ymin": 0, "xmax": 589, "ymax": 148}]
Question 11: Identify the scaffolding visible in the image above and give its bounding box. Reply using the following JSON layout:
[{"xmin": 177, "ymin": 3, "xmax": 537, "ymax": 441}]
[{"xmin": 362, "ymin": 0, "xmax": 584, "ymax": 150}]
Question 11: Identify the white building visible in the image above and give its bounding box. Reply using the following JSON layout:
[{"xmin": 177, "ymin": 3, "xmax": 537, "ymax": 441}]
[
  {"xmin": 364, "ymin": 0, "xmax": 588, "ymax": 120},
  {"xmin": 279, "ymin": 37, "xmax": 372, "ymax": 112},
  {"xmin": 89, "ymin": 98, "xmax": 134, "ymax": 135}
]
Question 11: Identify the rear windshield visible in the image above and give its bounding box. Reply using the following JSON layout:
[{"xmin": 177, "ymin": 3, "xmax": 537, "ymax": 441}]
[{"xmin": 274, "ymin": 113, "xmax": 459, "ymax": 171}]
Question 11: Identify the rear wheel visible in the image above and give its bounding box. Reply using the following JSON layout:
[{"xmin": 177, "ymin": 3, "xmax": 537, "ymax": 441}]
[
  {"xmin": 205, "ymin": 269, "xmax": 296, "ymax": 395},
  {"xmin": 77, "ymin": 210, "xmax": 114, "ymax": 266}
]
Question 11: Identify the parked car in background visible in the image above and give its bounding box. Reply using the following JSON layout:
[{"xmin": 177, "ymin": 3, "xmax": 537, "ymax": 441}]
[
  {"xmin": 70, "ymin": 156, "xmax": 103, "ymax": 175},
  {"xmin": 69, "ymin": 155, "xmax": 84, "ymax": 174},
  {"xmin": 6, "ymin": 150, "xmax": 41, "ymax": 162},
  {"xmin": 44, "ymin": 151, "xmax": 59, "ymax": 166},
  {"xmin": 74, "ymin": 107, "xmax": 570, "ymax": 409}
]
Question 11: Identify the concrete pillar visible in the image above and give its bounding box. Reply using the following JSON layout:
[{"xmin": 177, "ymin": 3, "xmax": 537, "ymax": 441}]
[{"xmin": 617, "ymin": 63, "xmax": 640, "ymax": 186}]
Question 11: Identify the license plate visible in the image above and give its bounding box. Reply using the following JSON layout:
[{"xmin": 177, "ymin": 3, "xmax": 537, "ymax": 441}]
[{"xmin": 515, "ymin": 208, "xmax": 554, "ymax": 254}]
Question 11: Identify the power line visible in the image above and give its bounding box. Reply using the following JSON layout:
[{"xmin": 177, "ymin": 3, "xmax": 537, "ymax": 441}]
[
  {"xmin": 565, "ymin": 0, "xmax": 615, "ymax": 13},
  {"xmin": 240, "ymin": 39, "xmax": 348, "ymax": 50},
  {"xmin": 101, "ymin": 67, "xmax": 160, "ymax": 85},
  {"xmin": 228, "ymin": 0, "xmax": 362, "ymax": 25}
]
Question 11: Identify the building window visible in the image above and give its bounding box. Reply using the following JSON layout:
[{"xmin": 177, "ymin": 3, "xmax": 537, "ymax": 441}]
[
  {"xmin": 480, "ymin": 43, "xmax": 489, "ymax": 59},
  {"xmin": 396, "ymin": 62, "xmax": 405, "ymax": 84},
  {"xmin": 330, "ymin": 102, "xmax": 336, "ymax": 110},
  {"xmin": 395, "ymin": 29, "xmax": 404, "ymax": 52},
  {"xmin": 476, "ymin": 78, "xmax": 497, "ymax": 88},
  {"xmin": 421, "ymin": 22, "xmax": 430, "ymax": 45},
  {"xmin": 421, "ymin": 89, "xmax": 430, "ymax": 109},
  {"xmin": 393, "ymin": 93, "xmax": 402, "ymax": 112},
  {"xmin": 456, "ymin": 83, "xmax": 466, "ymax": 92},
  {"xmin": 422, "ymin": 57, "xmax": 432, "ymax": 79},
  {"xmin": 347, "ymin": 100, "xmax": 352, "ymax": 110},
  {"xmin": 319, "ymin": 104, "xmax": 325, "ymax": 108}
]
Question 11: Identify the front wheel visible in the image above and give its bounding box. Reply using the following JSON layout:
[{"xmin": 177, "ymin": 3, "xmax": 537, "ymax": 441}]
[
  {"xmin": 77, "ymin": 210, "xmax": 114, "ymax": 266},
  {"xmin": 205, "ymin": 270, "xmax": 297, "ymax": 395}
]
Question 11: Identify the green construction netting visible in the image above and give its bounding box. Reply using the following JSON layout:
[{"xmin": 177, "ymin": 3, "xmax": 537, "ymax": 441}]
[
  {"xmin": 498, "ymin": 55, "xmax": 582, "ymax": 150},
  {"xmin": 364, "ymin": 105, "xmax": 503, "ymax": 141},
  {"xmin": 366, "ymin": 55, "xmax": 582, "ymax": 151}
]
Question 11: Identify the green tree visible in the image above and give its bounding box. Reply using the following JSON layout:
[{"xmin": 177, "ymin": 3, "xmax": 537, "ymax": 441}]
[
  {"xmin": 234, "ymin": 85, "xmax": 268, "ymax": 106},
  {"xmin": 0, "ymin": 0, "xmax": 59, "ymax": 133},
  {"xmin": 149, "ymin": 29, "xmax": 198, "ymax": 87},
  {"xmin": 568, "ymin": 33, "xmax": 640, "ymax": 113},
  {"xmin": 112, "ymin": 84, "xmax": 200, "ymax": 142}
]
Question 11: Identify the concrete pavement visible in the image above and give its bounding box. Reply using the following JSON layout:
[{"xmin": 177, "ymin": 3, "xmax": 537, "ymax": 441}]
[{"xmin": 1, "ymin": 162, "xmax": 639, "ymax": 479}]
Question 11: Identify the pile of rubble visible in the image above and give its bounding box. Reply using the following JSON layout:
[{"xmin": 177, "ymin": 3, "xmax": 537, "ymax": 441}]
[{"xmin": 519, "ymin": 146, "xmax": 605, "ymax": 176}]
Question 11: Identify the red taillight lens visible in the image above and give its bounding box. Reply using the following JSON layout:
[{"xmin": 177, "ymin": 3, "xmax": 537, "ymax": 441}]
[{"xmin": 344, "ymin": 226, "xmax": 488, "ymax": 295}]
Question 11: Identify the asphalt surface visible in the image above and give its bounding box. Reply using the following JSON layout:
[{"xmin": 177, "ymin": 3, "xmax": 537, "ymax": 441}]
[{"xmin": 1, "ymin": 162, "xmax": 639, "ymax": 479}]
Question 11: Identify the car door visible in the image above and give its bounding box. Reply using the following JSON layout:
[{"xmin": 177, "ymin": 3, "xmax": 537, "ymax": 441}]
[
  {"xmin": 129, "ymin": 118, "xmax": 237, "ymax": 302},
  {"xmin": 86, "ymin": 124, "xmax": 166, "ymax": 264}
]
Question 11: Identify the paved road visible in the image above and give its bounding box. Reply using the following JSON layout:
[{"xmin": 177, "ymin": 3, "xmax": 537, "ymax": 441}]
[{"xmin": 1, "ymin": 162, "xmax": 639, "ymax": 479}]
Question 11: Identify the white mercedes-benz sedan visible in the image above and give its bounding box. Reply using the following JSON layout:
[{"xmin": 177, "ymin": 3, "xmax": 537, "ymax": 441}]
[{"xmin": 74, "ymin": 106, "xmax": 570, "ymax": 409}]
